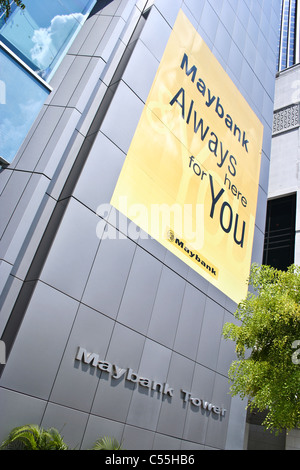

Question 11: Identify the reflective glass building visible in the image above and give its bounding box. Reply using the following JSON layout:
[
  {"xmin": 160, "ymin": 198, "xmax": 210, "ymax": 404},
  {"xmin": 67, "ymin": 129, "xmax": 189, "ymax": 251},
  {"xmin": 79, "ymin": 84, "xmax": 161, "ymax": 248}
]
[
  {"xmin": 0, "ymin": 0, "xmax": 96, "ymax": 164},
  {"xmin": 277, "ymin": 0, "xmax": 299, "ymax": 70},
  {"xmin": 0, "ymin": 0, "xmax": 280, "ymax": 450}
]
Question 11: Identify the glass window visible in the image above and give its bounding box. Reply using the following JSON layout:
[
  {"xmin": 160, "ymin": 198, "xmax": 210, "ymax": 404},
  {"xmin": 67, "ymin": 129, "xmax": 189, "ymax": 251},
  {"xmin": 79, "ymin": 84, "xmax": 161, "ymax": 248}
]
[
  {"xmin": 263, "ymin": 194, "xmax": 296, "ymax": 271},
  {"xmin": 0, "ymin": 0, "xmax": 96, "ymax": 165},
  {"xmin": 0, "ymin": 43, "xmax": 50, "ymax": 164},
  {"xmin": 278, "ymin": 0, "xmax": 297, "ymax": 71},
  {"xmin": 0, "ymin": 0, "xmax": 96, "ymax": 81}
]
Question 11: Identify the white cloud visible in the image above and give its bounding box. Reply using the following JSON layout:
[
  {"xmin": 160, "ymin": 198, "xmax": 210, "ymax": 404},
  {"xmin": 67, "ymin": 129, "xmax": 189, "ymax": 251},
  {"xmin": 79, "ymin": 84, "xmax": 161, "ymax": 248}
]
[
  {"xmin": 0, "ymin": 96, "xmax": 46, "ymax": 162},
  {"xmin": 30, "ymin": 13, "xmax": 84, "ymax": 70}
]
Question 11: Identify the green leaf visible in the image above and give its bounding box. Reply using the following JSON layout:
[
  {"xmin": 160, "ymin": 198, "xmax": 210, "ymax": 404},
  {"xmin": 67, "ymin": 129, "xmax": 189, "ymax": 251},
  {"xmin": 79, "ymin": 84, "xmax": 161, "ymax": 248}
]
[
  {"xmin": 223, "ymin": 263, "xmax": 300, "ymax": 432},
  {"xmin": 91, "ymin": 436, "xmax": 123, "ymax": 450}
]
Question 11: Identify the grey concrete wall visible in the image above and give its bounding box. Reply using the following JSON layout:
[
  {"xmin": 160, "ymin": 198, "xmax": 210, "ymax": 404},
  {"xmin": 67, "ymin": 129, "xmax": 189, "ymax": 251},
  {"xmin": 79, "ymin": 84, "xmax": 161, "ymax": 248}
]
[
  {"xmin": 269, "ymin": 64, "xmax": 300, "ymax": 266},
  {"xmin": 267, "ymin": 47, "xmax": 300, "ymax": 453},
  {"xmin": 0, "ymin": 0, "xmax": 280, "ymax": 450}
]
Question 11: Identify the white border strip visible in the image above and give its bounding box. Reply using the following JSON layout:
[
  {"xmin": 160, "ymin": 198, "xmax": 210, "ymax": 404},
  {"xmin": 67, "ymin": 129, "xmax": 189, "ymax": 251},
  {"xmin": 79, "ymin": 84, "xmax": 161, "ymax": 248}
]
[{"xmin": 0, "ymin": 41, "xmax": 52, "ymax": 92}]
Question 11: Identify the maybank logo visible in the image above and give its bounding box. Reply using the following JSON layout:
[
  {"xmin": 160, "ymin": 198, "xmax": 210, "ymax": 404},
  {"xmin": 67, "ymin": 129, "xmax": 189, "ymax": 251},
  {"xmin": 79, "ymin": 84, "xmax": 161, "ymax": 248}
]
[
  {"xmin": 167, "ymin": 229, "xmax": 175, "ymax": 242},
  {"xmin": 167, "ymin": 229, "xmax": 218, "ymax": 279}
]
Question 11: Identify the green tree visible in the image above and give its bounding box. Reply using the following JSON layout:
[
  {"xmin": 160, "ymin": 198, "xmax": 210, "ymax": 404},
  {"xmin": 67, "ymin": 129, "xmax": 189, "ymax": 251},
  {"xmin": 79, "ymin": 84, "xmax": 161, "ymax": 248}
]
[
  {"xmin": 0, "ymin": 1, "xmax": 25, "ymax": 20},
  {"xmin": 0, "ymin": 424, "xmax": 68, "ymax": 450},
  {"xmin": 223, "ymin": 263, "xmax": 300, "ymax": 432}
]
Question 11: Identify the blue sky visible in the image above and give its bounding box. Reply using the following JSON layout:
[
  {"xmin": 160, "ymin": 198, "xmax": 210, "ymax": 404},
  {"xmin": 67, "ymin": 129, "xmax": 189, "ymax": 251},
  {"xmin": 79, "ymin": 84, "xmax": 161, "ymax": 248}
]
[
  {"xmin": 0, "ymin": 46, "xmax": 49, "ymax": 162},
  {"xmin": 0, "ymin": 0, "xmax": 95, "ymax": 76},
  {"xmin": 0, "ymin": 1, "xmax": 96, "ymax": 162}
]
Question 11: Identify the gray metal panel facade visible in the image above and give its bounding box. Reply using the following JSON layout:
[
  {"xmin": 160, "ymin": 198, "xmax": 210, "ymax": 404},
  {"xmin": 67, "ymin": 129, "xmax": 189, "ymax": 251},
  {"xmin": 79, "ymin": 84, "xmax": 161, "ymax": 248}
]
[{"xmin": 0, "ymin": 0, "xmax": 280, "ymax": 450}]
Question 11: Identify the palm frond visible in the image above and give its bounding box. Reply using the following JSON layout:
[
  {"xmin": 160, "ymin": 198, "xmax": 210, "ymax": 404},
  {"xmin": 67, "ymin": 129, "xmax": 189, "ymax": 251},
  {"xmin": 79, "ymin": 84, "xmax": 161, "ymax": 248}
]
[
  {"xmin": 0, "ymin": 424, "xmax": 68, "ymax": 450},
  {"xmin": 91, "ymin": 436, "xmax": 123, "ymax": 450}
]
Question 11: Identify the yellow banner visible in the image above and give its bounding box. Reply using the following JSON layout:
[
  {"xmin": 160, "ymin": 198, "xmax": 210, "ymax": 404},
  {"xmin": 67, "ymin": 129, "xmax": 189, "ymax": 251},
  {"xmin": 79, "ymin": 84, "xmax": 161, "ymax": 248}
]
[{"xmin": 111, "ymin": 10, "xmax": 264, "ymax": 303}]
